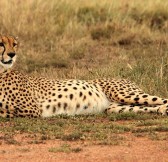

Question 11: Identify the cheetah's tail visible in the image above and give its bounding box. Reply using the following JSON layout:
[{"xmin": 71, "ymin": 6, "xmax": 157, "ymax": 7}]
[{"xmin": 116, "ymin": 93, "xmax": 168, "ymax": 105}]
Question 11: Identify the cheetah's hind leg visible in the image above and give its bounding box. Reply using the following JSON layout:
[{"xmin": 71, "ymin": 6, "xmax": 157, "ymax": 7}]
[
  {"xmin": 105, "ymin": 102, "xmax": 168, "ymax": 115},
  {"xmin": 0, "ymin": 103, "xmax": 15, "ymax": 118}
]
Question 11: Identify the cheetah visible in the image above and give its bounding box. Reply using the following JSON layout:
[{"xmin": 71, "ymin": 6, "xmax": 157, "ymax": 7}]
[{"xmin": 0, "ymin": 35, "xmax": 168, "ymax": 118}]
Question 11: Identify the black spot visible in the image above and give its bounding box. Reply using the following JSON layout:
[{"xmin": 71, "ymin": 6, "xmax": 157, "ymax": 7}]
[
  {"xmin": 144, "ymin": 101, "xmax": 148, "ymax": 105},
  {"xmin": 88, "ymin": 91, "xmax": 92, "ymax": 96},
  {"xmin": 86, "ymin": 84, "xmax": 89, "ymax": 88},
  {"xmin": 0, "ymin": 102, "xmax": 2, "ymax": 107},
  {"xmin": 119, "ymin": 107, "xmax": 125, "ymax": 113},
  {"xmin": 68, "ymin": 84, "xmax": 72, "ymax": 86},
  {"xmin": 0, "ymin": 110, "xmax": 4, "ymax": 114},
  {"xmin": 115, "ymin": 94, "xmax": 118, "ymax": 97},
  {"xmin": 107, "ymin": 85, "xmax": 111, "ymax": 89},
  {"xmin": 83, "ymin": 86, "xmax": 86, "ymax": 90},
  {"xmin": 118, "ymin": 104, "xmax": 124, "ymax": 106},
  {"xmin": 5, "ymin": 105, "xmax": 8, "ymax": 109},
  {"xmin": 64, "ymin": 88, "xmax": 68, "ymax": 92},
  {"xmin": 76, "ymin": 104, "xmax": 80, "ymax": 109},
  {"xmin": 79, "ymin": 92, "xmax": 83, "ymax": 97},
  {"xmin": 70, "ymin": 94, "xmax": 73, "ymax": 100},
  {"xmin": 129, "ymin": 92, "xmax": 135, "ymax": 95},
  {"xmin": 84, "ymin": 106, "xmax": 88, "ymax": 109},
  {"xmin": 149, "ymin": 110, "xmax": 154, "ymax": 114},
  {"xmin": 144, "ymin": 108, "xmax": 148, "ymax": 111},
  {"xmin": 152, "ymin": 97, "xmax": 157, "ymax": 102},
  {"xmin": 52, "ymin": 93, "xmax": 56, "ymax": 96},
  {"xmin": 58, "ymin": 94, "xmax": 62, "ymax": 98},
  {"xmin": 64, "ymin": 103, "xmax": 68, "ymax": 110},
  {"xmin": 48, "ymin": 99, "xmax": 51, "ymax": 102},
  {"xmin": 53, "ymin": 106, "xmax": 56, "ymax": 113},
  {"xmin": 129, "ymin": 108, "xmax": 133, "ymax": 111},
  {"xmin": 24, "ymin": 110, "xmax": 28, "ymax": 113},
  {"xmin": 46, "ymin": 105, "xmax": 50, "ymax": 109},
  {"xmin": 120, "ymin": 99, "xmax": 125, "ymax": 102},
  {"xmin": 83, "ymin": 95, "xmax": 86, "ymax": 101},
  {"xmin": 135, "ymin": 102, "xmax": 139, "ymax": 105},
  {"xmin": 19, "ymin": 109, "xmax": 23, "ymax": 113},
  {"xmin": 142, "ymin": 95, "xmax": 148, "ymax": 98},
  {"xmin": 134, "ymin": 97, "xmax": 140, "ymax": 101},
  {"xmin": 125, "ymin": 96, "xmax": 131, "ymax": 98},
  {"xmin": 163, "ymin": 100, "xmax": 167, "ymax": 104},
  {"xmin": 58, "ymin": 102, "xmax": 61, "ymax": 108},
  {"xmin": 73, "ymin": 87, "xmax": 77, "ymax": 90},
  {"xmin": 96, "ymin": 93, "xmax": 100, "ymax": 97}
]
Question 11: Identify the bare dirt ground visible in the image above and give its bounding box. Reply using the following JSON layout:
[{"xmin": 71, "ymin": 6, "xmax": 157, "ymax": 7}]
[{"xmin": 0, "ymin": 134, "xmax": 168, "ymax": 162}]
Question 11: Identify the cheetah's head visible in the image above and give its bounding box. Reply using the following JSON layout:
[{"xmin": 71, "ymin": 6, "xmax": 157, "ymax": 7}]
[{"xmin": 0, "ymin": 35, "xmax": 18, "ymax": 72}]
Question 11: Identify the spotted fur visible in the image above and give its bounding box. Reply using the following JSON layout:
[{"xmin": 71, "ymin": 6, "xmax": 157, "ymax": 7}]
[{"xmin": 0, "ymin": 35, "xmax": 168, "ymax": 118}]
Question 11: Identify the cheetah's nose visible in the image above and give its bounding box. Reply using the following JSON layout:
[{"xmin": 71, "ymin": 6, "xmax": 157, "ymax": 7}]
[{"xmin": 7, "ymin": 53, "xmax": 16, "ymax": 58}]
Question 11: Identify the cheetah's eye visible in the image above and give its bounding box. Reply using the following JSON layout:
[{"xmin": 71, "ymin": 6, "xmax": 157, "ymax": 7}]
[{"xmin": 0, "ymin": 42, "xmax": 4, "ymax": 47}]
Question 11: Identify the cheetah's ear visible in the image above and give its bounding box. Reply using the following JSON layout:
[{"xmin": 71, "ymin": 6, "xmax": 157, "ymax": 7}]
[
  {"xmin": 15, "ymin": 36, "xmax": 19, "ymax": 40},
  {"xmin": 14, "ymin": 36, "xmax": 19, "ymax": 48}
]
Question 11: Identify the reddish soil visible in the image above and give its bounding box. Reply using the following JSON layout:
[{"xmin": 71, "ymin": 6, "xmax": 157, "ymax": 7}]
[{"xmin": 0, "ymin": 134, "xmax": 168, "ymax": 162}]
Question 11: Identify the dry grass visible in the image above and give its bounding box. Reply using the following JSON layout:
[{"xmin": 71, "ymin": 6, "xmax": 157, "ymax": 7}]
[{"xmin": 0, "ymin": 0, "xmax": 167, "ymax": 95}]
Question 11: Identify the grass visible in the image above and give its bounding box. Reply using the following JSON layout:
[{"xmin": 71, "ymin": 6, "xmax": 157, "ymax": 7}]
[
  {"xmin": 0, "ymin": 113, "xmax": 168, "ymax": 145},
  {"xmin": 48, "ymin": 144, "xmax": 82, "ymax": 153},
  {"xmin": 0, "ymin": 0, "xmax": 168, "ymax": 145}
]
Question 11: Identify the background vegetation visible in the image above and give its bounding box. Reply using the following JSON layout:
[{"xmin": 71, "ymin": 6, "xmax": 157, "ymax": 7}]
[
  {"xmin": 0, "ymin": 0, "xmax": 168, "ymax": 96},
  {"xmin": 0, "ymin": 0, "xmax": 168, "ymax": 147}
]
